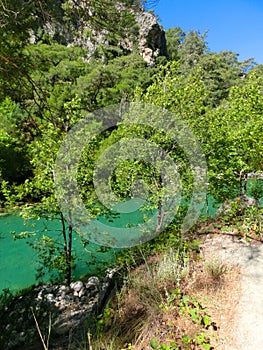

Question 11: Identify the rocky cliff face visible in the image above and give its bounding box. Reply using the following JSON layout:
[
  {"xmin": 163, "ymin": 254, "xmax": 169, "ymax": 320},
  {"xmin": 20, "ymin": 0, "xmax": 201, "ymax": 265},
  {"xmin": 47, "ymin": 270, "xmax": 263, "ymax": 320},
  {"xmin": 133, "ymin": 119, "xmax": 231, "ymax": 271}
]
[
  {"xmin": 31, "ymin": 3, "xmax": 167, "ymax": 66},
  {"xmin": 67, "ymin": 6, "xmax": 167, "ymax": 65},
  {"xmin": 135, "ymin": 10, "xmax": 167, "ymax": 65}
]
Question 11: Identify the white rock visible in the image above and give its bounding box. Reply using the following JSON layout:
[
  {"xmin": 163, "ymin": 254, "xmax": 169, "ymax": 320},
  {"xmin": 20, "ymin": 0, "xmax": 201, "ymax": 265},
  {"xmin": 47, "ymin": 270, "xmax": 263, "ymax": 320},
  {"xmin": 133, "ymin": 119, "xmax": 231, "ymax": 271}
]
[
  {"xmin": 73, "ymin": 290, "xmax": 79, "ymax": 297},
  {"xmin": 86, "ymin": 276, "xmax": 100, "ymax": 289},
  {"xmin": 78, "ymin": 287, "xmax": 86, "ymax": 298},
  {"xmin": 70, "ymin": 281, "xmax": 84, "ymax": 292},
  {"xmin": 46, "ymin": 293, "xmax": 55, "ymax": 302}
]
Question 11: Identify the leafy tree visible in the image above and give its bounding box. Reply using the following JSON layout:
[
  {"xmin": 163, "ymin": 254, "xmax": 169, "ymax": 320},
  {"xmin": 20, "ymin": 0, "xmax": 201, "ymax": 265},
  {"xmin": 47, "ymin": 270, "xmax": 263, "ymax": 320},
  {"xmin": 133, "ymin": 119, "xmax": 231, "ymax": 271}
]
[
  {"xmin": 165, "ymin": 27, "xmax": 185, "ymax": 61},
  {"xmin": 197, "ymin": 72, "xmax": 263, "ymax": 200},
  {"xmin": 248, "ymin": 63, "xmax": 263, "ymax": 78},
  {"xmin": 0, "ymin": 98, "xmax": 32, "ymax": 205},
  {"xmin": 135, "ymin": 62, "xmax": 207, "ymax": 210},
  {"xmin": 75, "ymin": 53, "xmax": 151, "ymax": 109},
  {"xmin": 177, "ymin": 30, "xmax": 208, "ymax": 69},
  {"xmin": 136, "ymin": 61, "xmax": 207, "ymax": 125},
  {"xmin": 74, "ymin": 103, "xmax": 200, "ymax": 243},
  {"xmin": 5, "ymin": 97, "xmax": 85, "ymax": 285},
  {"xmin": 136, "ymin": 60, "xmax": 263, "ymax": 203},
  {"xmin": 165, "ymin": 27, "xmax": 208, "ymax": 67},
  {"xmin": 196, "ymin": 51, "xmax": 255, "ymax": 106},
  {"xmin": 24, "ymin": 43, "xmax": 89, "ymax": 124}
]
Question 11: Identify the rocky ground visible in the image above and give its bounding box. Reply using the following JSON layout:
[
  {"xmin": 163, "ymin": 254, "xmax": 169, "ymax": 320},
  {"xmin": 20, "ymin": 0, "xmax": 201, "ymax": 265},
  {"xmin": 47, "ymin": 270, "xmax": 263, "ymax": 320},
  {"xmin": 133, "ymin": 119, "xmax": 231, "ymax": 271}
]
[{"xmin": 0, "ymin": 269, "xmax": 118, "ymax": 349}]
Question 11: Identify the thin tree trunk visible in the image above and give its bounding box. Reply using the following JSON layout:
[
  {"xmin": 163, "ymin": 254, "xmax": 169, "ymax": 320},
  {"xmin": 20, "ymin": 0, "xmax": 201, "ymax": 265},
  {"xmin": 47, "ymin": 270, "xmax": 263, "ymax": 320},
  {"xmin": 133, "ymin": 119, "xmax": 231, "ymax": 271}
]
[
  {"xmin": 60, "ymin": 211, "xmax": 72, "ymax": 286},
  {"xmin": 66, "ymin": 224, "xmax": 73, "ymax": 286},
  {"xmin": 60, "ymin": 212, "xmax": 68, "ymax": 259}
]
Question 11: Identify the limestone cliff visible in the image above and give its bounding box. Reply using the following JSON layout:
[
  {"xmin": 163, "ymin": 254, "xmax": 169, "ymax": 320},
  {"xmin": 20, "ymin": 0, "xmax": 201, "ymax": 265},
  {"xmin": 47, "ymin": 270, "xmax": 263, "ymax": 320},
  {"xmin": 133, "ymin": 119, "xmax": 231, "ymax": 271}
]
[{"xmin": 30, "ymin": 2, "xmax": 167, "ymax": 66}]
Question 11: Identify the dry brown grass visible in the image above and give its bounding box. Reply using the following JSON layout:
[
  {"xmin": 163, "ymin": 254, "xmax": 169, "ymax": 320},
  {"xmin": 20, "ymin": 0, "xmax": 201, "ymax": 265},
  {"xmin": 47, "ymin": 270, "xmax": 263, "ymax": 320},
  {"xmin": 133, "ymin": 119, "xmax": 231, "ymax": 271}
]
[
  {"xmin": 91, "ymin": 243, "xmax": 242, "ymax": 350},
  {"xmin": 187, "ymin": 259, "xmax": 241, "ymax": 349}
]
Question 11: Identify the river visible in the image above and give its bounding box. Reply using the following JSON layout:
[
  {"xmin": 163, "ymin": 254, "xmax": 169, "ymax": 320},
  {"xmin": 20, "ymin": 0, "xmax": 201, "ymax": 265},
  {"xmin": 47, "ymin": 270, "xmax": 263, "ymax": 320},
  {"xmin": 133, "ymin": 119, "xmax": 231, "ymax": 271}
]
[
  {"xmin": 1, "ymin": 189, "xmax": 259, "ymax": 295},
  {"xmin": 0, "ymin": 213, "xmax": 117, "ymax": 294}
]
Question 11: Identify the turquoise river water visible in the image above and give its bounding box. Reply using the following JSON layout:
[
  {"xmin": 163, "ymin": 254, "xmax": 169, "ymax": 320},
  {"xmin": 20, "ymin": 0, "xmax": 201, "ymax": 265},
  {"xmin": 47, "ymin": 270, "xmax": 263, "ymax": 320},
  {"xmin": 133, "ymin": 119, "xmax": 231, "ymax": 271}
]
[
  {"xmin": 0, "ymin": 213, "xmax": 118, "ymax": 294},
  {"xmin": 1, "ymin": 189, "xmax": 260, "ymax": 295}
]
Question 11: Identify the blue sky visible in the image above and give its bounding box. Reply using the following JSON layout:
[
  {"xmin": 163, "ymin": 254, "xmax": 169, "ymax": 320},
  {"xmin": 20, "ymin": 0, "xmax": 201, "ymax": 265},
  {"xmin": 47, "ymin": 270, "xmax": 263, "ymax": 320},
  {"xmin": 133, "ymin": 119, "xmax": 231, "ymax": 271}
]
[{"xmin": 151, "ymin": 0, "xmax": 263, "ymax": 64}]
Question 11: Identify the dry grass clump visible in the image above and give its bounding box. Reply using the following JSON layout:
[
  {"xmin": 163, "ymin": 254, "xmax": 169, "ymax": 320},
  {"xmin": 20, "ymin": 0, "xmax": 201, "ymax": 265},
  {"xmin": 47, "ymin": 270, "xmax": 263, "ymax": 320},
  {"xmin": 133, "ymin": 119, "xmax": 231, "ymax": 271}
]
[
  {"xmin": 184, "ymin": 252, "xmax": 241, "ymax": 350},
  {"xmin": 204, "ymin": 258, "xmax": 230, "ymax": 280}
]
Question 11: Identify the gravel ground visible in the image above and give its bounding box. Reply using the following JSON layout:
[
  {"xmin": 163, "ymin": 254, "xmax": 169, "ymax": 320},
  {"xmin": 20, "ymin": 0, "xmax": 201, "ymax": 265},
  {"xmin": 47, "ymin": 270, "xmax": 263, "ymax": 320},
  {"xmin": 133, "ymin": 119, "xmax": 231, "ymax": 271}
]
[{"xmin": 201, "ymin": 234, "xmax": 263, "ymax": 349}]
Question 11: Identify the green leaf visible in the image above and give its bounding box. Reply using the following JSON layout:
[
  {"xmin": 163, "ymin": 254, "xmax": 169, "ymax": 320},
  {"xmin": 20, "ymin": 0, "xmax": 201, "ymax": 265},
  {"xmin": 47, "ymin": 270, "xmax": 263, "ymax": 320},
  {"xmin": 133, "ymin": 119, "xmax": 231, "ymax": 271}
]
[{"xmin": 150, "ymin": 338, "xmax": 159, "ymax": 349}]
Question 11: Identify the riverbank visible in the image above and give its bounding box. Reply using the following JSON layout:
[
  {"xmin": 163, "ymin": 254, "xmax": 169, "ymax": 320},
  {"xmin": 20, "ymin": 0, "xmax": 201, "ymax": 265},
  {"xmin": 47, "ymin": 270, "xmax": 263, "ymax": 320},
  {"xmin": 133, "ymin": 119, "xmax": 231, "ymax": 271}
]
[
  {"xmin": 0, "ymin": 269, "xmax": 119, "ymax": 349},
  {"xmin": 89, "ymin": 204, "xmax": 263, "ymax": 349},
  {"xmin": 1, "ymin": 203, "xmax": 263, "ymax": 349},
  {"xmin": 1, "ymin": 230, "xmax": 263, "ymax": 350}
]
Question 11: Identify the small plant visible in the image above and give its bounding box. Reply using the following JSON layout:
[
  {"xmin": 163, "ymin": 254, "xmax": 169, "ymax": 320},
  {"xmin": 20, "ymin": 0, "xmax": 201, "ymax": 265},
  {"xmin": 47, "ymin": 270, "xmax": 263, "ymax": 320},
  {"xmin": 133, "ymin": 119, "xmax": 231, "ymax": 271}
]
[
  {"xmin": 156, "ymin": 248, "xmax": 190, "ymax": 287},
  {"xmin": 159, "ymin": 288, "xmax": 214, "ymax": 331},
  {"xmin": 150, "ymin": 338, "xmax": 179, "ymax": 350},
  {"xmin": 158, "ymin": 288, "xmax": 181, "ymax": 312},
  {"xmin": 182, "ymin": 333, "xmax": 212, "ymax": 349},
  {"xmin": 195, "ymin": 333, "xmax": 212, "ymax": 349},
  {"xmin": 205, "ymin": 258, "xmax": 229, "ymax": 280},
  {"xmin": 97, "ymin": 305, "xmax": 113, "ymax": 331},
  {"xmin": 0, "ymin": 288, "xmax": 13, "ymax": 305},
  {"xmin": 217, "ymin": 197, "xmax": 263, "ymax": 241},
  {"xmin": 178, "ymin": 294, "xmax": 212, "ymax": 328}
]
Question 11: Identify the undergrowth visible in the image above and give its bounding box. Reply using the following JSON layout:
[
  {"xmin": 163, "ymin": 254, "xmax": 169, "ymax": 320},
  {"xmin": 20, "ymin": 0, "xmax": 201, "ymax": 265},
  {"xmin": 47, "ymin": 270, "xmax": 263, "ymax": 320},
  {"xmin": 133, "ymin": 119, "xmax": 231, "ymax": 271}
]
[
  {"xmin": 214, "ymin": 202, "xmax": 263, "ymax": 241},
  {"xmin": 88, "ymin": 235, "xmax": 225, "ymax": 350}
]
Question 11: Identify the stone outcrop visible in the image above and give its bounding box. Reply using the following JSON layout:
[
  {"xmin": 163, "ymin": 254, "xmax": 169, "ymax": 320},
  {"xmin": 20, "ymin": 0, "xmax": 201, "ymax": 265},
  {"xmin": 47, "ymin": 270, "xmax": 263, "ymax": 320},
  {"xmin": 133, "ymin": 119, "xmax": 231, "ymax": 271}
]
[
  {"xmin": 78, "ymin": 9, "xmax": 167, "ymax": 65},
  {"xmin": 0, "ymin": 269, "xmax": 118, "ymax": 349},
  {"xmin": 135, "ymin": 10, "xmax": 167, "ymax": 65},
  {"xmin": 30, "ymin": 3, "xmax": 167, "ymax": 66}
]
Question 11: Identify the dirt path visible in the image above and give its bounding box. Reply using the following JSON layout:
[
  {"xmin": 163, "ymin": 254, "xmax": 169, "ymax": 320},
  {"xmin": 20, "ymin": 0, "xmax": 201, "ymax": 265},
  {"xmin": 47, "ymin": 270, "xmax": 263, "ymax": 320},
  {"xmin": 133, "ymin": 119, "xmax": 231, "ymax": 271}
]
[{"xmin": 201, "ymin": 234, "xmax": 263, "ymax": 349}]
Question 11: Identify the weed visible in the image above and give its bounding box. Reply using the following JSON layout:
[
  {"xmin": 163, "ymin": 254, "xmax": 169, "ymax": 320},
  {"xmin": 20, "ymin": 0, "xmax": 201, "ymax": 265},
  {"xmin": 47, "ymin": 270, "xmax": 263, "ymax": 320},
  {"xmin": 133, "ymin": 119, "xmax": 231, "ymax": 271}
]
[
  {"xmin": 150, "ymin": 338, "xmax": 179, "ymax": 350},
  {"xmin": 182, "ymin": 333, "xmax": 213, "ymax": 349},
  {"xmin": 156, "ymin": 248, "xmax": 190, "ymax": 287},
  {"xmin": 31, "ymin": 307, "xmax": 51, "ymax": 350},
  {"xmin": 205, "ymin": 258, "xmax": 229, "ymax": 280},
  {"xmin": 0, "ymin": 288, "xmax": 13, "ymax": 305}
]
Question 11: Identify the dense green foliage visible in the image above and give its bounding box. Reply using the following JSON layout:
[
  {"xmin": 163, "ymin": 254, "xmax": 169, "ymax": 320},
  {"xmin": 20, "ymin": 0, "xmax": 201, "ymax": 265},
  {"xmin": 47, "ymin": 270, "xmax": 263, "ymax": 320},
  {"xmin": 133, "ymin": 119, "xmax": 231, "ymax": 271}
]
[{"xmin": 1, "ymin": 0, "xmax": 262, "ymax": 285}]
